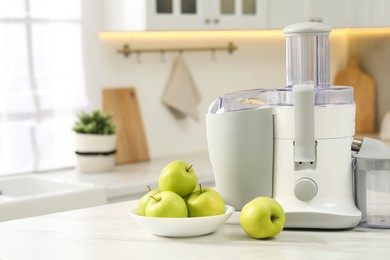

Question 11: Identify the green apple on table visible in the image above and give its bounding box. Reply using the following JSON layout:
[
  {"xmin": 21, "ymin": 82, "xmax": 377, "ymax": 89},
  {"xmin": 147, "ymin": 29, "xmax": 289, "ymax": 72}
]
[
  {"xmin": 239, "ymin": 197, "xmax": 285, "ymax": 239},
  {"xmin": 137, "ymin": 187, "xmax": 160, "ymax": 216},
  {"xmin": 158, "ymin": 160, "xmax": 198, "ymax": 198},
  {"xmin": 183, "ymin": 184, "xmax": 200, "ymax": 203},
  {"xmin": 186, "ymin": 185, "xmax": 225, "ymax": 217},
  {"xmin": 145, "ymin": 191, "xmax": 188, "ymax": 218}
]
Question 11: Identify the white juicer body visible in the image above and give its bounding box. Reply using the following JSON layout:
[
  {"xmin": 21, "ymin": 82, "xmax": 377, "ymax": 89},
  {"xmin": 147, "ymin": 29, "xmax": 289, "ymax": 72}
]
[
  {"xmin": 273, "ymin": 103, "xmax": 361, "ymax": 229},
  {"xmin": 206, "ymin": 22, "xmax": 362, "ymax": 229}
]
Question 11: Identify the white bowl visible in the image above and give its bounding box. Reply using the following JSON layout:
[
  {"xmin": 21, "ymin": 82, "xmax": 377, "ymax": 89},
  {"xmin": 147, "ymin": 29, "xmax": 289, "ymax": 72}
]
[{"xmin": 129, "ymin": 205, "xmax": 235, "ymax": 237}]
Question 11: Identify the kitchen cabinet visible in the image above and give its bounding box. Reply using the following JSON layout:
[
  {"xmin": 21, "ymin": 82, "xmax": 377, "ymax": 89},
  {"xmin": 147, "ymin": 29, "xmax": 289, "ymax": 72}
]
[
  {"xmin": 203, "ymin": 0, "xmax": 268, "ymax": 30},
  {"xmin": 268, "ymin": 0, "xmax": 368, "ymax": 29},
  {"xmin": 367, "ymin": 0, "xmax": 390, "ymax": 27},
  {"xmin": 101, "ymin": 0, "xmax": 390, "ymax": 31},
  {"xmin": 101, "ymin": 0, "xmax": 268, "ymax": 31}
]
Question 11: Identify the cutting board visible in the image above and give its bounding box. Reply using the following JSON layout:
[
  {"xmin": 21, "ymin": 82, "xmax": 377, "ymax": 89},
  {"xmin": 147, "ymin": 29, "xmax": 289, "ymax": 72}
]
[
  {"xmin": 334, "ymin": 55, "xmax": 376, "ymax": 133},
  {"xmin": 102, "ymin": 87, "xmax": 150, "ymax": 164}
]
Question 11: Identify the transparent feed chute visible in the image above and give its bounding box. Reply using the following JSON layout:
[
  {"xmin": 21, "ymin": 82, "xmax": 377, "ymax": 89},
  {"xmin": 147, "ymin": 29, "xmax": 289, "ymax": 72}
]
[{"xmin": 208, "ymin": 22, "xmax": 354, "ymax": 114}]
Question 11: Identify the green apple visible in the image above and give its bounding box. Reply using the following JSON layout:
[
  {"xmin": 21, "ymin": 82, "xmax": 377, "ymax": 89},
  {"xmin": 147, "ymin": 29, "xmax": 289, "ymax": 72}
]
[
  {"xmin": 239, "ymin": 197, "xmax": 285, "ymax": 239},
  {"xmin": 183, "ymin": 185, "xmax": 200, "ymax": 203},
  {"xmin": 137, "ymin": 186, "xmax": 160, "ymax": 216},
  {"xmin": 158, "ymin": 160, "xmax": 198, "ymax": 198},
  {"xmin": 186, "ymin": 185, "xmax": 225, "ymax": 217},
  {"xmin": 145, "ymin": 191, "xmax": 188, "ymax": 218}
]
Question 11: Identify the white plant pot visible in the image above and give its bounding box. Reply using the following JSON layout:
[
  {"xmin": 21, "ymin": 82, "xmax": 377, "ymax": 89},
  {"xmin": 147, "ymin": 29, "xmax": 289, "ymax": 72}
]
[{"xmin": 75, "ymin": 133, "xmax": 117, "ymax": 173}]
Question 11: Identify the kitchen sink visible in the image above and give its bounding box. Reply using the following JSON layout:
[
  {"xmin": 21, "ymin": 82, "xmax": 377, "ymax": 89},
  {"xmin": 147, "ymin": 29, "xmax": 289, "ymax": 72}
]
[{"xmin": 0, "ymin": 174, "xmax": 107, "ymax": 222}]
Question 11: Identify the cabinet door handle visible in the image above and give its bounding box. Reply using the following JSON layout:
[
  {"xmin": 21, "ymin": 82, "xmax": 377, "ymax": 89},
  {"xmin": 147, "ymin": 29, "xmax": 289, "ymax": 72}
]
[
  {"xmin": 310, "ymin": 18, "xmax": 323, "ymax": 23},
  {"xmin": 205, "ymin": 18, "xmax": 211, "ymax": 24},
  {"xmin": 214, "ymin": 18, "xmax": 220, "ymax": 24}
]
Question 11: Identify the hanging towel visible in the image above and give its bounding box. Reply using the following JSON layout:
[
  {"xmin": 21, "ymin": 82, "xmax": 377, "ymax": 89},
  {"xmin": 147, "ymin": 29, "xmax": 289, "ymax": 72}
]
[{"xmin": 162, "ymin": 55, "xmax": 201, "ymax": 120}]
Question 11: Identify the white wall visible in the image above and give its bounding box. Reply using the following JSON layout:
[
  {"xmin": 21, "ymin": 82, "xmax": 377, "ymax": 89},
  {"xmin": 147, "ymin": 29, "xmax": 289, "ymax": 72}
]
[
  {"xmin": 347, "ymin": 32, "xmax": 390, "ymax": 129},
  {"xmin": 95, "ymin": 31, "xmax": 349, "ymax": 159}
]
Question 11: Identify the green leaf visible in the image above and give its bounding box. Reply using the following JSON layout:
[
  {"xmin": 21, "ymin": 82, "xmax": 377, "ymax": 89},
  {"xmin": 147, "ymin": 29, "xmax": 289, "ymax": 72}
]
[{"xmin": 72, "ymin": 109, "xmax": 117, "ymax": 135}]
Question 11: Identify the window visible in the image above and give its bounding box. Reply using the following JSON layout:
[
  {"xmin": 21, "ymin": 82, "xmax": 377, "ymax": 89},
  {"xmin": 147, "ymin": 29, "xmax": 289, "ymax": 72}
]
[{"xmin": 0, "ymin": 0, "xmax": 88, "ymax": 175}]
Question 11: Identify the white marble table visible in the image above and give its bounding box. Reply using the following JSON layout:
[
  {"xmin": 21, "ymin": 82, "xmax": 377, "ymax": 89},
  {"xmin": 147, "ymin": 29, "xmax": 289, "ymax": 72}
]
[{"xmin": 1, "ymin": 199, "xmax": 389, "ymax": 260}]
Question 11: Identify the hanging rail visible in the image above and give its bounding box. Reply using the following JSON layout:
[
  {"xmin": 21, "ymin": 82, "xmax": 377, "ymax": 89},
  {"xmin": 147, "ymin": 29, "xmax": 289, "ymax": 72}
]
[{"xmin": 117, "ymin": 41, "xmax": 238, "ymax": 57}]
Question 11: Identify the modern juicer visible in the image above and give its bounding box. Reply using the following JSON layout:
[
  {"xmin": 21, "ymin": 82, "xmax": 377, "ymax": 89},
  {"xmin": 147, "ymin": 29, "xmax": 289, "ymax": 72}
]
[{"xmin": 206, "ymin": 22, "xmax": 363, "ymax": 229}]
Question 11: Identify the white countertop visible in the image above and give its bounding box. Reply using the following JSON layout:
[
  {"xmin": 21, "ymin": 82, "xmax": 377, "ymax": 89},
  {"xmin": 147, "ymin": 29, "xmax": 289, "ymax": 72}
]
[
  {"xmin": 40, "ymin": 151, "xmax": 215, "ymax": 202},
  {"xmin": 1, "ymin": 199, "xmax": 390, "ymax": 259}
]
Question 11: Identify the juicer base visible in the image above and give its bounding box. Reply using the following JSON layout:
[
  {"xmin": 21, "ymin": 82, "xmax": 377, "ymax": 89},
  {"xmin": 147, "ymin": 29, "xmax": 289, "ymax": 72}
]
[{"xmin": 284, "ymin": 211, "xmax": 362, "ymax": 229}]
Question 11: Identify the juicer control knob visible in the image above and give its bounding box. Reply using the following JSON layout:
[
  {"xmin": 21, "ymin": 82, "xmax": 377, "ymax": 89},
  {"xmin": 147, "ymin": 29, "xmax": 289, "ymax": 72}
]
[{"xmin": 294, "ymin": 178, "xmax": 318, "ymax": 201}]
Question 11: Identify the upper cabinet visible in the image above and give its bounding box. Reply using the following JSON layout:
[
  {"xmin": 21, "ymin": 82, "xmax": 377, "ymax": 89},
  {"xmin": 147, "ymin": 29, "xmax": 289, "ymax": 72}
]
[
  {"xmin": 207, "ymin": 0, "xmax": 268, "ymax": 30},
  {"xmin": 101, "ymin": 0, "xmax": 268, "ymax": 31},
  {"xmin": 101, "ymin": 0, "xmax": 390, "ymax": 31},
  {"xmin": 367, "ymin": 0, "xmax": 390, "ymax": 27},
  {"xmin": 268, "ymin": 0, "xmax": 368, "ymax": 29}
]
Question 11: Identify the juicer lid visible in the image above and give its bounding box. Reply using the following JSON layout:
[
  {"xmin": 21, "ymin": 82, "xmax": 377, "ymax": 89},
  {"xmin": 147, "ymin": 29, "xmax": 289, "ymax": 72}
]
[
  {"xmin": 283, "ymin": 22, "xmax": 331, "ymax": 36},
  {"xmin": 207, "ymin": 86, "xmax": 354, "ymax": 114}
]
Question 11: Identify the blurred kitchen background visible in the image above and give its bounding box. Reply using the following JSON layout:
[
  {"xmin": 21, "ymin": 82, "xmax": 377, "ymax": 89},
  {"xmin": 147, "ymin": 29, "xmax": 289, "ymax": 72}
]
[{"xmin": 2, "ymin": 0, "xmax": 390, "ymax": 177}]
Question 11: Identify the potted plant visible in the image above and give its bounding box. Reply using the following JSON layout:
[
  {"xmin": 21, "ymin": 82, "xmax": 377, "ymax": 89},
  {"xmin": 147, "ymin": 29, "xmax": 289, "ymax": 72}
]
[{"xmin": 72, "ymin": 109, "xmax": 117, "ymax": 173}]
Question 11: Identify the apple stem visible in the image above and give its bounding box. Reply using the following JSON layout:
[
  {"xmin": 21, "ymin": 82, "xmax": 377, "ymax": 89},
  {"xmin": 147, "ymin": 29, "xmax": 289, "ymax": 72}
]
[
  {"xmin": 186, "ymin": 164, "xmax": 193, "ymax": 172},
  {"xmin": 147, "ymin": 185, "xmax": 151, "ymax": 192},
  {"xmin": 271, "ymin": 215, "xmax": 279, "ymax": 221},
  {"xmin": 150, "ymin": 195, "xmax": 159, "ymax": 202},
  {"xmin": 199, "ymin": 183, "xmax": 203, "ymax": 194}
]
